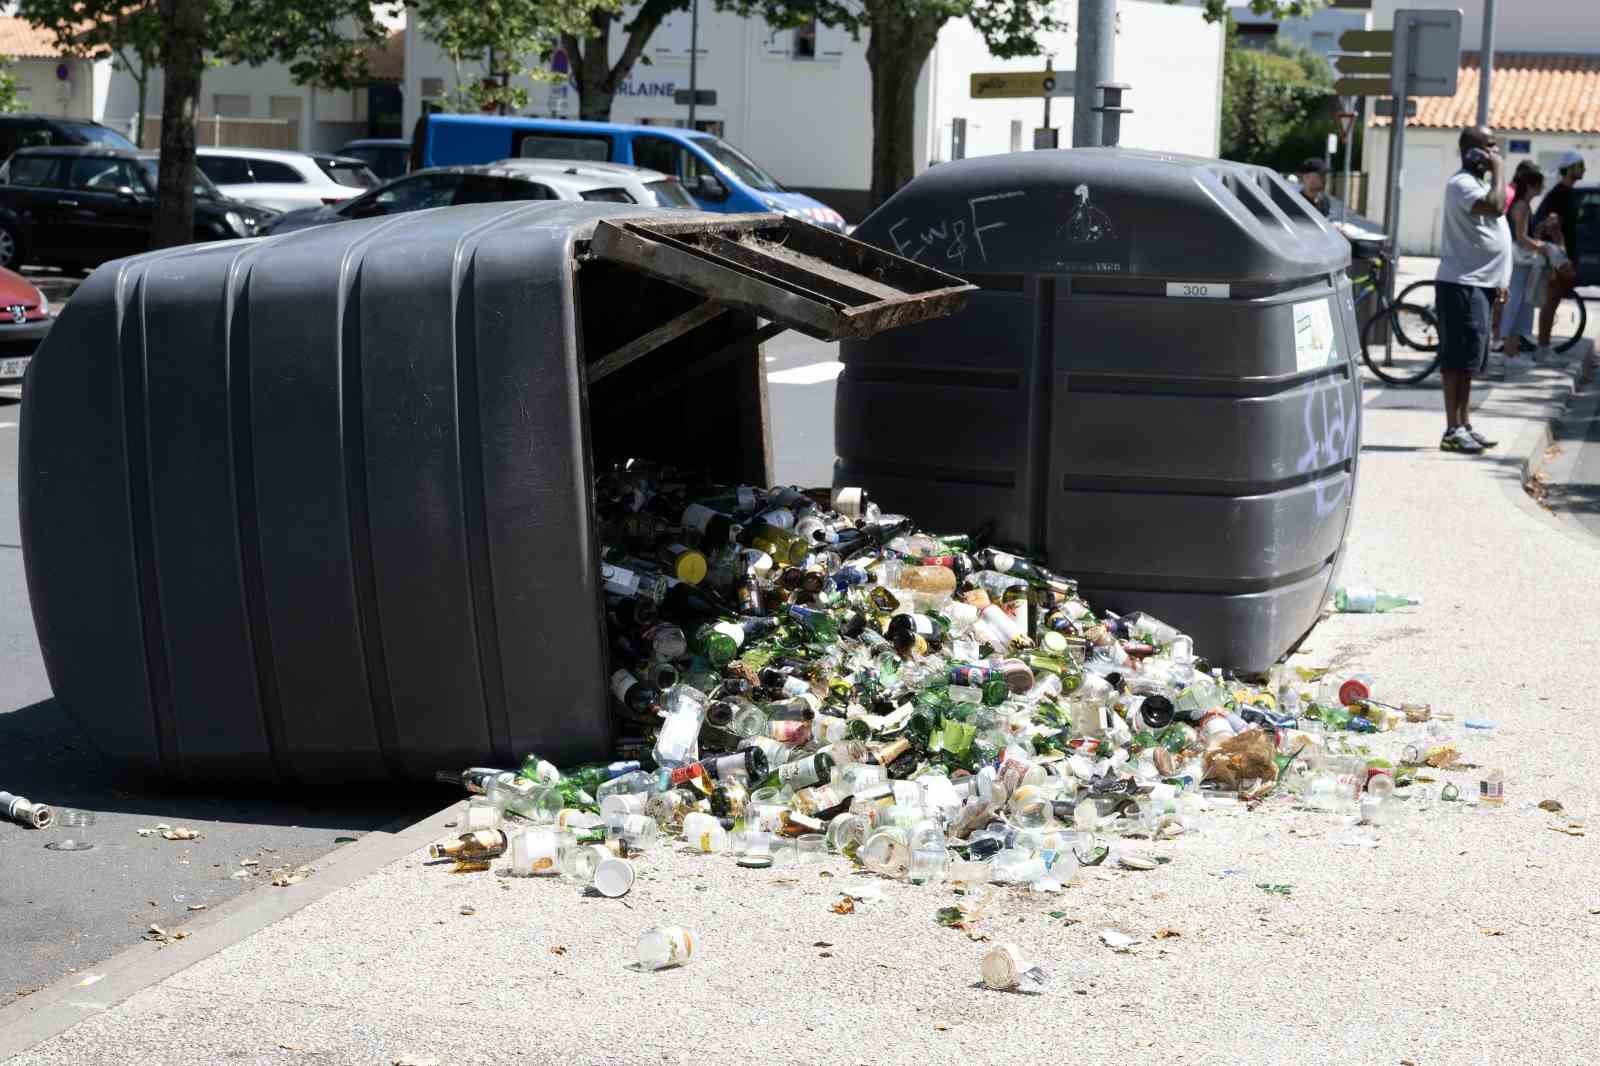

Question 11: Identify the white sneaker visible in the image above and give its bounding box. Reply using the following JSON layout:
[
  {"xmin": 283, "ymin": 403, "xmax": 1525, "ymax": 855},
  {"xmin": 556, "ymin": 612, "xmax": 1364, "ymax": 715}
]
[{"xmin": 1440, "ymin": 426, "xmax": 1485, "ymax": 454}]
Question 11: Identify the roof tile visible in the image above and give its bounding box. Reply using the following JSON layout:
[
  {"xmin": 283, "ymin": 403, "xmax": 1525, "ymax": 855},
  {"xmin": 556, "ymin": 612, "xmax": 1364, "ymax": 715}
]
[
  {"xmin": 1373, "ymin": 52, "xmax": 1600, "ymax": 134},
  {"xmin": 0, "ymin": 16, "xmax": 71, "ymax": 60}
]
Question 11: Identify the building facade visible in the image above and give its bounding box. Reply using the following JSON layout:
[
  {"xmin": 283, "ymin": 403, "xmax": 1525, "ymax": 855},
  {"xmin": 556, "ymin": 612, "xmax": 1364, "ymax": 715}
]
[
  {"xmin": 0, "ymin": 18, "xmax": 99, "ymax": 121},
  {"xmin": 1365, "ymin": 0, "xmax": 1600, "ymax": 255},
  {"xmin": 403, "ymin": 0, "xmax": 1225, "ymax": 219}
]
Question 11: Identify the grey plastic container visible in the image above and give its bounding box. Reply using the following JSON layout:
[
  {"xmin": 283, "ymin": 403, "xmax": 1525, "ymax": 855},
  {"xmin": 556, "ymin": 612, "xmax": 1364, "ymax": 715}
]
[
  {"xmin": 20, "ymin": 202, "xmax": 969, "ymax": 784},
  {"xmin": 836, "ymin": 148, "xmax": 1361, "ymax": 672}
]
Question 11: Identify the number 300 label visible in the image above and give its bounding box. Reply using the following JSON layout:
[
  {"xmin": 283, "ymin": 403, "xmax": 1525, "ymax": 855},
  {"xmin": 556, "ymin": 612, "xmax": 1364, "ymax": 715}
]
[{"xmin": 1165, "ymin": 282, "xmax": 1231, "ymax": 299}]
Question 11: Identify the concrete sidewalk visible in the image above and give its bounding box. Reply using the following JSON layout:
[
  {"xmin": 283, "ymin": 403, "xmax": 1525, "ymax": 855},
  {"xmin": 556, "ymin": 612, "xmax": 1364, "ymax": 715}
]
[{"xmin": 4, "ymin": 347, "xmax": 1599, "ymax": 1066}]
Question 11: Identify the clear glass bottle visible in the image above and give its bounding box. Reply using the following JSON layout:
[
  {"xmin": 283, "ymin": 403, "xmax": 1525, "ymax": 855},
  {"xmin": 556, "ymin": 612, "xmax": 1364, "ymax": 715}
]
[{"xmin": 637, "ymin": 926, "xmax": 695, "ymax": 971}]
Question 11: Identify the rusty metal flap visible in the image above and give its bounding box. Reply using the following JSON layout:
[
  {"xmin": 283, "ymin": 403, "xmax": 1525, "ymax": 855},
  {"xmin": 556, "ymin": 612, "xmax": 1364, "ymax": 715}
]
[{"xmin": 587, "ymin": 213, "xmax": 976, "ymax": 341}]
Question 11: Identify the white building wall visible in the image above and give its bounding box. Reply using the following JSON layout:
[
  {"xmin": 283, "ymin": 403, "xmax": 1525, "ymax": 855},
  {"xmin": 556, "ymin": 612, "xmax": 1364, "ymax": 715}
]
[
  {"xmin": 404, "ymin": 0, "xmax": 1223, "ymax": 216},
  {"xmin": 924, "ymin": 0, "xmax": 1223, "ymax": 166},
  {"xmin": 11, "ymin": 56, "xmax": 95, "ymax": 119}
]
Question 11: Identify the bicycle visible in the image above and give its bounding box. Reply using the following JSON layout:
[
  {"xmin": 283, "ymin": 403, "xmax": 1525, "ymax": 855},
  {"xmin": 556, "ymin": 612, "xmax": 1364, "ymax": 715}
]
[
  {"xmin": 1350, "ymin": 246, "xmax": 1444, "ymax": 386},
  {"xmin": 1397, "ymin": 276, "xmax": 1587, "ymax": 355}
]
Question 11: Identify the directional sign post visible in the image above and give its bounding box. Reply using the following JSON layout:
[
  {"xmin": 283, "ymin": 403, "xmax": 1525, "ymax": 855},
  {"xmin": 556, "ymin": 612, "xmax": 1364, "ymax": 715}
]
[{"xmin": 969, "ymin": 70, "xmax": 1074, "ymax": 99}]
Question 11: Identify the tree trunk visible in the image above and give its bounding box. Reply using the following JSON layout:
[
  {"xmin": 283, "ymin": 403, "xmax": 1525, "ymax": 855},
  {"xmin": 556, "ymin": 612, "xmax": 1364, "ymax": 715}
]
[
  {"xmin": 151, "ymin": 0, "xmax": 205, "ymax": 249},
  {"xmin": 133, "ymin": 70, "xmax": 148, "ymax": 147},
  {"xmin": 567, "ymin": 15, "xmax": 616, "ymax": 121},
  {"xmin": 865, "ymin": 12, "xmax": 943, "ymax": 210}
]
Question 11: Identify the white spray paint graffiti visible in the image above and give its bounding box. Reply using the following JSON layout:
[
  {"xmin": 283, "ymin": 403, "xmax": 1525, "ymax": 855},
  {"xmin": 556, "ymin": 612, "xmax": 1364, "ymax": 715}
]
[
  {"xmin": 886, "ymin": 191, "xmax": 1026, "ymax": 269},
  {"xmin": 1062, "ymin": 184, "xmax": 1116, "ymax": 243},
  {"xmin": 1296, "ymin": 380, "xmax": 1358, "ymax": 519}
]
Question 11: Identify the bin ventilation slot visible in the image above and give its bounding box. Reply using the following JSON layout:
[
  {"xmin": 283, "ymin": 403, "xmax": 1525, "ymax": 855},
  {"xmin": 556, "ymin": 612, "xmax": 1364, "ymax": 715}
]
[{"xmin": 588, "ymin": 214, "xmax": 975, "ymax": 342}]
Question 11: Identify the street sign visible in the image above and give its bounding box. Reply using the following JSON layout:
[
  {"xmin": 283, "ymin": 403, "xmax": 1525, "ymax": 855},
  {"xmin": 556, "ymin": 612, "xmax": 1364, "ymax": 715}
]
[
  {"xmin": 971, "ymin": 70, "xmax": 1074, "ymax": 99},
  {"xmin": 1336, "ymin": 110, "xmax": 1357, "ymax": 139},
  {"xmin": 1328, "ymin": 0, "xmax": 1372, "ymax": 8},
  {"xmin": 1033, "ymin": 128, "xmax": 1059, "ymax": 149},
  {"xmin": 1339, "ymin": 30, "xmax": 1393, "ymax": 51},
  {"xmin": 1334, "ymin": 77, "xmax": 1391, "ymax": 97},
  {"xmin": 673, "ymin": 88, "xmax": 716, "ymax": 106},
  {"xmin": 1373, "ymin": 98, "xmax": 1418, "ymax": 118},
  {"xmin": 1391, "ymin": 8, "xmax": 1461, "ymax": 98},
  {"xmin": 1334, "ymin": 54, "xmax": 1392, "ymax": 75}
]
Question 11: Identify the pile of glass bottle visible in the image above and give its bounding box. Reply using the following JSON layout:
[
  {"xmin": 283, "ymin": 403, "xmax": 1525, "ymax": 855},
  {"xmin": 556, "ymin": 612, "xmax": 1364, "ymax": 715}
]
[{"xmin": 438, "ymin": 461, "xmax": 1419, "ymax": 886}]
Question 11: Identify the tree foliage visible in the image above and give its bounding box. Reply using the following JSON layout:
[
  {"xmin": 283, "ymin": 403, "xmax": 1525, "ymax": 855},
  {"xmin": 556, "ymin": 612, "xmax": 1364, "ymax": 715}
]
[
  {"xmin": 1219, "ymin": 19, "xmax": 1337, "ymax": 172},
  {"xmin": 560, "ymin": 0, "xmax": 681, "ymax": 123},
  {"xmin": 0, "ymin": 57, "xmax": 21, "ymax": 114},
  {"xmin": 415, "ymin": 0, "xmax": 611, "ymax": 114}
]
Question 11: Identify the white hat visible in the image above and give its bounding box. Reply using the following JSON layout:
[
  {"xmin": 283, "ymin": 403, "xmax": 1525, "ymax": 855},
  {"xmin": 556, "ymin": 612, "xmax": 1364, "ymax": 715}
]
[{"xmin": 1558, "ymin": 149, "xmax": 1585, "ymax": 170}]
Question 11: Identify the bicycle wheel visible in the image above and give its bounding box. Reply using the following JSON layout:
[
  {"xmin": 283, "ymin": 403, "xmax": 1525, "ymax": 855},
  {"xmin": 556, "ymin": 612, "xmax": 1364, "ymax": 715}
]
[
  {"xmin": 1361, "ymin": 302, "xmax": 1442, "ymax": 385},
  {"xmin": 1550, "ymin": 291, "xmax": 1587, "ymax": 353},
  {"xmin": 1394, "ymin": 279, "xmax": 1441, "ymax": 350}
]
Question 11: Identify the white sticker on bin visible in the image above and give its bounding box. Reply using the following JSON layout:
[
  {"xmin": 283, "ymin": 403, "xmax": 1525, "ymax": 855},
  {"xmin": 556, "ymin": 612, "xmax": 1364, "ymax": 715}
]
[
  {"xmin": 1292, "ymin": 297, "xmax": 1339, "ymax": 372},
  {"xmin": 1165, "ymin": 282, "xmax": 1230, "ymax": 299}
]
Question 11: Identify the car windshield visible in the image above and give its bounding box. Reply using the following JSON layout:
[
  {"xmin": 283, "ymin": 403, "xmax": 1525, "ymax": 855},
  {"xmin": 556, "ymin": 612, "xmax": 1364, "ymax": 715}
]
[
  {"xmin": 137, "ymin": 159, "xmax": 222, "ymax": 199},
  {"xmin": 645, "ymin": 178, "xmax": 697, "ymax": 209},
  {"xmin": 71, "ymin": 124, "xmax": 138, "ymax": 150},
  {"xmin": 694, "ymin": 136, "xmax": 784, "ymax": 193}
]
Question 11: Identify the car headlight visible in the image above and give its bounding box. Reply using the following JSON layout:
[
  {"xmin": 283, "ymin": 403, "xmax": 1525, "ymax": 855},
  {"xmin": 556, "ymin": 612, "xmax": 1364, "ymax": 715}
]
[
  {"xmin": 224, "ymin": 210, "xmax": 250, "ymax": 236},
  {"xmin": 37, "ymin": 292, "xmax": 48, "ymax": 316}
]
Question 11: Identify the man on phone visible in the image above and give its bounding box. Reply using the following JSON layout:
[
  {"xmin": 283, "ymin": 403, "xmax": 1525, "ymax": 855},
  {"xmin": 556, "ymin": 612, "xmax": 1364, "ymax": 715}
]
[{"xmin": 1434, "ymin": 126, "xmax": 1512, "ymax": 454}]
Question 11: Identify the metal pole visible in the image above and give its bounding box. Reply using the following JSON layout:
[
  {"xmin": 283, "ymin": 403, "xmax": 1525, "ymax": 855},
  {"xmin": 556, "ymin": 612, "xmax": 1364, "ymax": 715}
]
[
  {"xmin": 1382, "ymin": 13, "xmax": 1414, "ymax": 366},
  {"xmin": 1094, "ymin": 83, "xmax": 1131, "ymax": 148},
  {"xmin": 1477, "ymin": 0, "xmax": 1496, "ymax": 127},
  {"xmin": 1043, "ymin": 57, "xmax": 1053, "ymax": 136},
  {"xmin": 688, "ymin": 0, "xmax": 699, "ymax": 129},
  {"xmin": 1073, "ymin": 0, "xmax": 1115, "ymax": 147},
  {"xmin": 1341, "ymin": 117, "xmax": 1354, "ymax": 224}
]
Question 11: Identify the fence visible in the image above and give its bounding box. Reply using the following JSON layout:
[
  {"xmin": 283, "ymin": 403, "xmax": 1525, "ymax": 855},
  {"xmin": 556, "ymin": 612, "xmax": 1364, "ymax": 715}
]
[{"xmin": 141, "ymin": 116, "xmax": 300, "ymax": 151}]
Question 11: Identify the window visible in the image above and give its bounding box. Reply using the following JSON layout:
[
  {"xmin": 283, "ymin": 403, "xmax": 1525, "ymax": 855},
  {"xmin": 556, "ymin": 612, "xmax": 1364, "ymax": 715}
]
[
  {"xmin": 315, "ymin": 157, "xmax": 378, "ymax": 188},
  {"xmin": 68, "ymin": 124, "xmax": 137, "ymax": 150},
  {"xmin": 68, "ymin": 157, "xmax": 141, "ymax": 192},
  {"xmin": 631, "ymin": 135, "xmax": 711, "ymax": 186},
  {"xmin": 579, "ymin": 187, "xmax": 636, "ymax": 203},
  {"xmin": 136, "ymin": 159, "xmax": 219, "ymax": 198},
  {"xmin": 452, "ymin": 175, "xmax": 556, "ymax": 205},
  {"xmin": 252, "ymin": 159, "xmax": 304, "ymax": 184},
  {"xmin": 195, "ymin": 155, "xmax": 254, "ymax": 185},
  {"xmin": 8, "ymin": 155, "xmax": 60, "ymax": 188},
  {"xmin": 1578, "ymin": 191, "xmax": 1600, "ymax": 226},
  {"xmin": 1010, "ymin": 120, "xmax": 1023, "ymax": 153},
  {"xmin": 515, "ymin": 132, "xmax": 611, "ymax": 162},
  {"xmin": 694, "ymin": 136, "xmax": 785, "ymax": 192},
  {"xmin": 645, "ymin": 179, "xmax": 697, "ymax": 209},
  {"xmin": 345, "ymin": 173, "xmax": 461, "ymax": 216},
  {"xmin": 211, "ymin": 93, "xmax": 252, "ymax": 117},
  {"xmin": 793, "ymin": 17, "xmax": 817, "ymax": 59}
]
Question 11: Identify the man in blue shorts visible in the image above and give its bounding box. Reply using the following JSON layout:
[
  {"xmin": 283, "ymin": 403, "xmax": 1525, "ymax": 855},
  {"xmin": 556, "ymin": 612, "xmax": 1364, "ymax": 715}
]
[{"xmin": 1434, "ymin": 126, "xmax": 1511, "ymax": 454}]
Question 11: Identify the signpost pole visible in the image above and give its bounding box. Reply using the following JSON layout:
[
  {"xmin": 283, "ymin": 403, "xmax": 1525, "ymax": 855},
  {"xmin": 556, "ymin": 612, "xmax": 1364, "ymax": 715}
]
[
  {"xmin": 688, "ymin": 0, "xmax": 700, "ymax": 129},
  {"xmin": 1043, "ymin": 57, "xmax": 1053, "ymax": 136},
  {"xmin": 1073, "ymin": 0, "xmax": 1114, "ymax": 147},
  {"xmin": 1342, "ymin": 106, "xmax": 1355, "ymax": 223},
  {"xmin": 1381, "ymin": 13, "xmax": 1413, "ymax": 367},
  {"xmin": 1477, "ymin": 0, "xmax": 1496, "ymax": 127}
]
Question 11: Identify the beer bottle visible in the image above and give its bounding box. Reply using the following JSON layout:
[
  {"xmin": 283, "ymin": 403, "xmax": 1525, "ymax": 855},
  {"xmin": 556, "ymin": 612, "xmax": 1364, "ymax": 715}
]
[{"xmin": 428, "ymin": 829, "xmax": 508, "ymax": 861}]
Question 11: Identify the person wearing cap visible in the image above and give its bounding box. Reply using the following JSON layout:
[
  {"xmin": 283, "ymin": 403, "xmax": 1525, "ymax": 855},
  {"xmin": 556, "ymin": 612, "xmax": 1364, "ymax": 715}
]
[
  {"xmin": 1434, "ymin": 126, "xmax": 1511, "ymax": 455},
  {"xmin": 1533, "ymin": 150, "xmax": 1586, "ymax": 350},
  {"xmin": 1297, "ymin": 158, "xmax": 1334, "ymax": 216}
]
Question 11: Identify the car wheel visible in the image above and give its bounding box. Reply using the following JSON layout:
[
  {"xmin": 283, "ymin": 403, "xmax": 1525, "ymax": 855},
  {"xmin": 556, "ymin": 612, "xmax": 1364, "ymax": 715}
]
[{"xmin": 0, "ymin": 223, "xmax": 23, "ymax": 270}]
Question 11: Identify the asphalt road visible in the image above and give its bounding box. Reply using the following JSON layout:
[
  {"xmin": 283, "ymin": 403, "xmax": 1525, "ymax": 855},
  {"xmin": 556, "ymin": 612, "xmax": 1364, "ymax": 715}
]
[{"xmin": 0, "ymin": 389, "xmax": 438, "ymax": 999}]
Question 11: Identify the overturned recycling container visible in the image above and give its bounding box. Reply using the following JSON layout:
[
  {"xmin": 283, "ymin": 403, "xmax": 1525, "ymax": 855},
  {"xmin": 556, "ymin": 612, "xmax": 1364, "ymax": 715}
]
[
  {"xmin": 835, "ymin": 148, "xmax": 1361, "ymax": 673},
  {"xmin": 20, "ymin": 204, "xmax": 972, "ymax": 784}
]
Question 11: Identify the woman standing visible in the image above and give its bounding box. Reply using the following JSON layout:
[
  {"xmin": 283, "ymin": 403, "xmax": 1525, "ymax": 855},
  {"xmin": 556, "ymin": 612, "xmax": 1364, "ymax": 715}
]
[{"xmin": 1500, "ymin": 161, "xmax": 1547, "ymax": 370}]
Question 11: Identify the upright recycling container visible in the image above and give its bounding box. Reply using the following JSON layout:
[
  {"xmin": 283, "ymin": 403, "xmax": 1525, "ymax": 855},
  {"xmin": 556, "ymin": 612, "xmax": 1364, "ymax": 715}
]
[
  {"xmin": 835, "ymin": 148, "xmax": 1361, "ymax": 672},
  {"xmin": 20, "ymin": 202, "xmax": 970, "ymax": 784}
]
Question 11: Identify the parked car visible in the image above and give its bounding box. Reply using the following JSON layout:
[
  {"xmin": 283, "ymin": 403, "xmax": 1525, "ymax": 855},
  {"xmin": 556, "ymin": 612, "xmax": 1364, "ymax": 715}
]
[
  {"xmin": 0, "ymin": 114, "xmax": 136, "ymax": 165},
  {"xmin": 411, "ymin": 114, "xmax": 847, "ymax": 231},
  {"xmin": 195, "ymin": 147, "xmax": 378, "ymax": 212},
  {"xmin": 1575, "ymin": 181, "xmax": 1600, "ymax": 287},
  {"xmin": 0, "ymin": 147, "xmax": 277, "ymax": 271},
  {"xmin": 261, "ymin": 159, "xmax": 694, "ymax": 236},
  {"xmin": 336, "ymin": 138, "xmax": 411, "ymax": 181},
  {"xmin": 0, "ymin": 266, "xmax": 53, "ymax": 387}
]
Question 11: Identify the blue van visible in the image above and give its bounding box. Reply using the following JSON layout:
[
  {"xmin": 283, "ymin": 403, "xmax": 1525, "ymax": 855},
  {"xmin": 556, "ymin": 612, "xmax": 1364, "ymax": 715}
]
[{"xmin": 410, "ymin": 114, "xmax": 846, "ymax": 231}]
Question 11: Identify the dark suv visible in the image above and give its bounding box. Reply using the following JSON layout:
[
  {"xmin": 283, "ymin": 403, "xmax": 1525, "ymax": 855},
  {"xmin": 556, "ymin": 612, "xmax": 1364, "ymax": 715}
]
[
  {"xmin": 0, "ymin": 114, "xmax": 137, "ymax": 163},
  {"xmin": 0, "ymin": 147, "xmax": 276, "ymax": 271}
]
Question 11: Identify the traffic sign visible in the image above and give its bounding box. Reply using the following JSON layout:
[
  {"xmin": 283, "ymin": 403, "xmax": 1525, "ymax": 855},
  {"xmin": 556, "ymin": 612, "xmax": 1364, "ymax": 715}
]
[
  {"xmin": 1391, "ymin": 8, "xmax": 1461, "ymax": 98},
  {"xmin": 1373, "ymin": 97, "xmax": 1418, "ymax": 118},
  {"xmin": 1333, "ymin": 77, "xmax": 1391, "ymax": 97},
  {"xmin": 1339, "ymin": 29, "xmax": 1393, "ymax": 51},
  {"xmin": 970, "ymin": 70, "xmax": 1074, "ymax": 99},
  {"xmin": 673, "ymin": 89, "xmax": 716, "ymax": 106},
  {"xmin": 1328, "ymin": 0, "xmax": 1372, "ymax": 8},
  {"xmin": 1335, "ymin": 111, "xmax": 1357, "ymax": 139},
  {"xmin": 1334, "ymin": 54, "xmax": 1392, "ymax": 75}
]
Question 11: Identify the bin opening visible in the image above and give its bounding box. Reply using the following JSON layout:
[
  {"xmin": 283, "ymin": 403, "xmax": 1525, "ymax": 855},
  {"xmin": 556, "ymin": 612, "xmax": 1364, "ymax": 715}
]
[{"xmin": 577, "ymin": 212, "xmax": 977, "ymax": 486}]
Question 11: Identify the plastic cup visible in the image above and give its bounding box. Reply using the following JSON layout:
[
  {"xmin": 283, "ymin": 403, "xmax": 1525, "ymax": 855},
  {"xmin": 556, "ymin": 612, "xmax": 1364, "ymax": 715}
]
[
  {"xmin": 45, "ymin": 809, "xmax": 95, "ymax": 852},
  {"xmin": 593, "ymin": 856, "xmax": 635, "ymax": 897}
]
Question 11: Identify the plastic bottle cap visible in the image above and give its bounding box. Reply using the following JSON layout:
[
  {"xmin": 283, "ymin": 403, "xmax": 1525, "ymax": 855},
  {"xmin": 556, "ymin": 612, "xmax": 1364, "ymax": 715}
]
[
  {"xmin": 1338, "ymin": 679, "xmax": 1371, "ymax": 706},
  {"xmin": 673, "ymin": 551, "xmax": 708, "ymax": 585}
]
